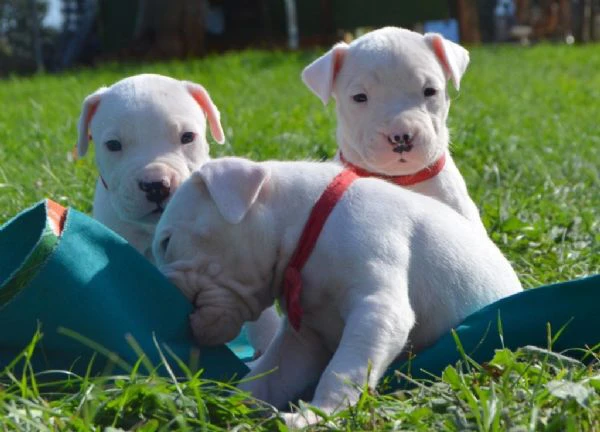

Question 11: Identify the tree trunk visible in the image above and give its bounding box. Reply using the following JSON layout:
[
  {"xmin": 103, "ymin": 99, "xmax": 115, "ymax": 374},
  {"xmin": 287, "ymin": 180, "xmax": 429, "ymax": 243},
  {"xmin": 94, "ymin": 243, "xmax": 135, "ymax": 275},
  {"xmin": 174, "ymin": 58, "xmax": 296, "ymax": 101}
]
[
  {"xmin": 140, "ymin": 0, "xmax": 205, "ymax": 59},
  {"xmin": 28, "ymin": 0, "xmax": 44, "ymax": 72}
]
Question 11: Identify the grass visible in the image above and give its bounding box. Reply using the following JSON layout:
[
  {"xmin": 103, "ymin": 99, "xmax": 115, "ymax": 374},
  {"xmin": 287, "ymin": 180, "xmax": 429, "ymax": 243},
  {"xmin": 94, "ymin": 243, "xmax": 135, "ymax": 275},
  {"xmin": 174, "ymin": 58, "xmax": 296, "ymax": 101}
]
[
  {"xmin": 0, "ymin": 43, "xmax": 599, "ymax": 430},
  {"xmin": 1, "ymin": 334, "xmax": 598, "ymax": 430}
]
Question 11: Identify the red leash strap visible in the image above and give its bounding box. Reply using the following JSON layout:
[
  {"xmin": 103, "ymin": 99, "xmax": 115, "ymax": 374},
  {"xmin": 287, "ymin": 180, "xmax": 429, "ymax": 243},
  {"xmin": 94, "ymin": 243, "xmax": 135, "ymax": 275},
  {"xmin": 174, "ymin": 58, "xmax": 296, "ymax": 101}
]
[
  {"xmin": 339, "ymin": 152, "xmax": 446, "ymax": 187},
  {"xmin": 283, "ymin": 168, "xmax": 360, "ymax": 331}
]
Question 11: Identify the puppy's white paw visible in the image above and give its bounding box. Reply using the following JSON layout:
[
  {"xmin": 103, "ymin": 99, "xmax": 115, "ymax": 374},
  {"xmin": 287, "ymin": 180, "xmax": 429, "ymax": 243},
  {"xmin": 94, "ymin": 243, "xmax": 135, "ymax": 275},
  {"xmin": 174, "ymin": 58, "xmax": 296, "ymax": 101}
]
[{"xmin": 281, "ymin": 410, "xmax": 323, "ymax": 429}]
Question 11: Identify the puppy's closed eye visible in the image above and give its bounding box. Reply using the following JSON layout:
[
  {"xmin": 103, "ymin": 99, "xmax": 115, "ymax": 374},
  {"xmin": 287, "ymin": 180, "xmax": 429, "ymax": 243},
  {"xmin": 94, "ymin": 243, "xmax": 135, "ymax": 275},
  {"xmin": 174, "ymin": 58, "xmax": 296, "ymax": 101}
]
[{"xmin": 156, "ymin": 235, "xmax": 171, "ymax": 262}]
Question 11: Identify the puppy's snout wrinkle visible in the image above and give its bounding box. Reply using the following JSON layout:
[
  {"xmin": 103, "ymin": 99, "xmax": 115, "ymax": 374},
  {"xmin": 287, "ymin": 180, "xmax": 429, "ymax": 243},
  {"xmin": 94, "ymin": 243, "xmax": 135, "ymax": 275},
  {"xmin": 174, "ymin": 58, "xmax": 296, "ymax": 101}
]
[{"xmin": 139, "ymin": 179, "xmax": 171, "ymax": 203}]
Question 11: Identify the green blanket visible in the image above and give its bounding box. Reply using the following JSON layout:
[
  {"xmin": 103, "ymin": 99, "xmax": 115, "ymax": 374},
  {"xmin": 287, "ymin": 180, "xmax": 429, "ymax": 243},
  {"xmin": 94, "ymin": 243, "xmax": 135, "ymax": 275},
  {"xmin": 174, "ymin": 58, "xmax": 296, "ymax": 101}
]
[
  {"xmin": 1, "ymin": 199, "xmax": 598, "ymax": 391},
  {"xmin": 0, "ymin": 200, "xmax": 248, "ymax": 379}
]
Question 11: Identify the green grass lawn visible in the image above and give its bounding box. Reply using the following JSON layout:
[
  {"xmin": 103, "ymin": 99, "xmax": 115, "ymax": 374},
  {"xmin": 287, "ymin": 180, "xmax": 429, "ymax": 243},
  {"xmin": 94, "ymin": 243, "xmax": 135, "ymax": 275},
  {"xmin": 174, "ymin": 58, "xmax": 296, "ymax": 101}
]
[{"xmin": 0, "ymin": 44, "xmax": 598, "ymax": 430}]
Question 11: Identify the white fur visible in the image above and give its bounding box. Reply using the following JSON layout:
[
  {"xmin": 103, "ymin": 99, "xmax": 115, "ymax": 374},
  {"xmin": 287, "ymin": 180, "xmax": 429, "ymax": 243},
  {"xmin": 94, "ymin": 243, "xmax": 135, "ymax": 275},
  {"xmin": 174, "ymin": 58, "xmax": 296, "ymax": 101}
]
[
  {"xmin": 77, "ymin": 74, "xmax": 278, "ymax": 356},
  {"xmin": 77, "ymin": 73, "xmax": 224, "ymax": 260},
  {"xmin": 302, "ymin": 27, "xmax": 486, "ymax": 233},
  {"xmin": 153, "ymin": 157, "xmax": 522, "ymax": 426}
]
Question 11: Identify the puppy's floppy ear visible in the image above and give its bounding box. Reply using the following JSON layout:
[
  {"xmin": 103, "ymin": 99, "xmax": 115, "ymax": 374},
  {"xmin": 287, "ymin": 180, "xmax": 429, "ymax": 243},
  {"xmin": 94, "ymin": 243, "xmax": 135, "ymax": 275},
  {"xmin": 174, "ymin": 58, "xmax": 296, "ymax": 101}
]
[
  {"xmin": 184, "ymin": 82, "xmax": 225, "ymax": 145},
  {"xmin": 301, "ymin": 41, "xmax": 349, "ymax": 105},
  {"xmin": 77, "ymin": 86, "xmax": 108, "ymax": 157},
  {"xmin": 424, "ymin": 33, "xmax": 469, "ymax": 91},
  {"xmin": 193, "ymin": 157, "xmax": 271, "ymax": 224}
]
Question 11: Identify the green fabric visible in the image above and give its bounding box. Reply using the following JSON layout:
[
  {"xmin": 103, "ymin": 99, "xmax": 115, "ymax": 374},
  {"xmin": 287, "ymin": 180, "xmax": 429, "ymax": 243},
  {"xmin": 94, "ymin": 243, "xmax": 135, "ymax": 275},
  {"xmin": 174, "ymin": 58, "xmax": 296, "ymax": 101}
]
[
  {"xmin": 0, "ymin": 200, "xmax": 249, "ymax": 380},
  {"xmin": 388, "ymin": 274, "xmax": 600, "ymax": 388},
  {"xmin": 0, "ymin": 199, "xmax": 598, "ymax": 393},
  {"xmin": 0, "ymin": 203, "xmax": 59, "ymax": 307}
]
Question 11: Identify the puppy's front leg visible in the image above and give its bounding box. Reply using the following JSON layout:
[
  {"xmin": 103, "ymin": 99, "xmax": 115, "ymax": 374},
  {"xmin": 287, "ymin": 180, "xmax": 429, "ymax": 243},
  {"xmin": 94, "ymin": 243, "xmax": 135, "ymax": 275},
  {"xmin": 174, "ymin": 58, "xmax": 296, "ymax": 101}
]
[
  {"xmin": 239, "ymin": 321, "xmax": 330, "ymax": 410},
  {"xmin": 246, "ymin": 305, "xmax": 281, "ymax": 357},
  {"xmin": 306, "ymin": 300, "xmax": 413, "ymax": 417}
]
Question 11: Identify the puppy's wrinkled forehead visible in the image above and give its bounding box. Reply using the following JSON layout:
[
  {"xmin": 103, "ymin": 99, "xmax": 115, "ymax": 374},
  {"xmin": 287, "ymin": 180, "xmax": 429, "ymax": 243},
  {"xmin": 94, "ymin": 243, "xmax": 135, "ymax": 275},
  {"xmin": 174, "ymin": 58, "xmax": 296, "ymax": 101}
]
[
  {"xmin": 339, "ymin": 28, "xmax": 444, "ymax": 88},
  {"xmin": 93, "ymin": 77, "xmax": 203, "ymax": 139},
  {"xmin": 105, "ymin": 78, "xmax": 195, "ymax": 117},
  {"xmin": 159, "ymin": 177, "xmax": 220, "ymax": 234}
]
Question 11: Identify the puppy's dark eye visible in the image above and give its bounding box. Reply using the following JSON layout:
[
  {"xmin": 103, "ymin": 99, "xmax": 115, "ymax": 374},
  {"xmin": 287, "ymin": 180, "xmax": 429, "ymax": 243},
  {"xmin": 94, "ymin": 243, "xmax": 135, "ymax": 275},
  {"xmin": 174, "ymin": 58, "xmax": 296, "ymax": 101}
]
[
  {"xmin": 424, "ymin": 87, "xmax": 437, "ymax": 97},
  {"xmin": 105, "ymin": 140, "xmax": 122, "ymax": 152},
  {"xmin": 181, "ymin": 132, "xmax": 196, "ymax": 144},
  {"xmin": 352, "ymin": 93, "xmax": 368, "ymax": 103}
]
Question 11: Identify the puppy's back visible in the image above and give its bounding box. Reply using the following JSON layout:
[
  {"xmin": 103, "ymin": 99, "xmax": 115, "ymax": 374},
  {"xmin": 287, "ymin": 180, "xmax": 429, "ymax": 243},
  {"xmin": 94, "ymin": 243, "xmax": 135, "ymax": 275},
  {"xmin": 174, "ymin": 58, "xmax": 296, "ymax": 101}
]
[{"xmin": 325, "ymin": 177, "xmax": 521, "ymax": 349}]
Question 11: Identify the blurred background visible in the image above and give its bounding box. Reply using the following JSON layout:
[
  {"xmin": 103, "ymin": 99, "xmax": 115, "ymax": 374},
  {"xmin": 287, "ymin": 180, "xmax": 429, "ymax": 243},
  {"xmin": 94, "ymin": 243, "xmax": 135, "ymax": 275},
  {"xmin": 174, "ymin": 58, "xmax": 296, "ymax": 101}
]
[{"xmin": 1, "ymin": 0, "xmax": 599, "ymax": 76}]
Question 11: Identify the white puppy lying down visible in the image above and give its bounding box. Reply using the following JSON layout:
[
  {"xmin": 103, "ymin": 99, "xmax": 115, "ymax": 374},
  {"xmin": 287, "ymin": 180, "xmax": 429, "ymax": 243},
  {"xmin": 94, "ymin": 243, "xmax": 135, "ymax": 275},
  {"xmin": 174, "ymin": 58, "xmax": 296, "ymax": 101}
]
[
  {"xmin": 302, "ymin": 27, "xmax": 487, "ymax": 233},
  {"xmin": 152, "ymin": 157, "xmax": 522, "ymax": 426},
  {"xmin": 76, "ymin": 74, "xmax": 278, "ymax": 356}
]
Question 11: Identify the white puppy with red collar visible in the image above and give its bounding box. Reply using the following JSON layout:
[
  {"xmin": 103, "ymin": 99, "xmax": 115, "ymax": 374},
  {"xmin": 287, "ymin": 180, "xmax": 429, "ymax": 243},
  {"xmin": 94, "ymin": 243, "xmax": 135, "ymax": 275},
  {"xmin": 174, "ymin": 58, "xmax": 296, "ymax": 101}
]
[
  {"xmin": 76, "ymin": 74, "xmax": 279, "ymax": 356},
  {"xmin": 302, "ymin": 27, "xmax": 486, "ymax": 233},
  {"xmin": 152, "ymin": 157, "xmax": 522, "ymax": 428}
]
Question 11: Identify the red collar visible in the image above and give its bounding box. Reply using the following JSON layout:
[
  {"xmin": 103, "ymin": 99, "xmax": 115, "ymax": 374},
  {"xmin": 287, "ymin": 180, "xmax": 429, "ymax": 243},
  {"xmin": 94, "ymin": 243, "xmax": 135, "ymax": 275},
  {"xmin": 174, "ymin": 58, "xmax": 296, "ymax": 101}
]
[
  {"xmin": 339, "ymin": 152, "xmax": 446, "ymax": 186},
  {"xmin": 283, "ymin": 168, "xmax": 360, "ymax": 331}
]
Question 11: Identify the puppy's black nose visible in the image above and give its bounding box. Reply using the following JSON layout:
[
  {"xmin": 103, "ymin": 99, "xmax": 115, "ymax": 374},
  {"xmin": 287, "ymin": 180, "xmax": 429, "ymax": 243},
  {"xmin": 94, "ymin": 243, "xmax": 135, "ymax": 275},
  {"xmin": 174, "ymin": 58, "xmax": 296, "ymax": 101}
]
[
  {"xmin": 139, "ymin": 180, "xmax": 171, "ymax": 203},
  {"xmin": 393, "ymin": 144, "xmax": 414, "ymax": 153},
  {"xmin": 390, "ymin": 133, "xmax": 412, "ymax": 144}
]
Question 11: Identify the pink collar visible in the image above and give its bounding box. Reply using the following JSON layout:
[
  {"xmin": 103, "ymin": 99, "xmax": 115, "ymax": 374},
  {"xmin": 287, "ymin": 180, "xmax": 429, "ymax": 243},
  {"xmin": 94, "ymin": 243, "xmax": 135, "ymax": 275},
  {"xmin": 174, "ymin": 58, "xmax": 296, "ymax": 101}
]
[
  {"xmin": 339, "ymin": 152, "xmax": 446, "ymax": 186},
  {"xmin": 283, "ymin": 168, "xmax": 360, "ymax": 331}
]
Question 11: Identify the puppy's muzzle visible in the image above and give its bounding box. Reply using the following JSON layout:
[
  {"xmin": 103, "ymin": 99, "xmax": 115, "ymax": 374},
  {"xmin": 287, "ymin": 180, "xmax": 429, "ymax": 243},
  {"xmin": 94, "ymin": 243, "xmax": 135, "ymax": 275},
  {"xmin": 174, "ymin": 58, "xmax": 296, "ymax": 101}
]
[{"xmin": 139, "ymin": 179, "xmax": 171, "ymax": 204}]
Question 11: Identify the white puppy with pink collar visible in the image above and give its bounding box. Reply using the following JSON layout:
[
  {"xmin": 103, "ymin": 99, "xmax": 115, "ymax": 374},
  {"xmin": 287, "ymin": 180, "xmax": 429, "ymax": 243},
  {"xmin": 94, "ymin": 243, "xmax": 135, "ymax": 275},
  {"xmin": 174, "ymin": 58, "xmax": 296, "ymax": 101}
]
[
  {"xmin": 302, "ymin": 27, "xmax": 486, "ymax": 233},
  {"xmin": 152, "ymin": 157, "xmax": 522, "ymax": 427}
]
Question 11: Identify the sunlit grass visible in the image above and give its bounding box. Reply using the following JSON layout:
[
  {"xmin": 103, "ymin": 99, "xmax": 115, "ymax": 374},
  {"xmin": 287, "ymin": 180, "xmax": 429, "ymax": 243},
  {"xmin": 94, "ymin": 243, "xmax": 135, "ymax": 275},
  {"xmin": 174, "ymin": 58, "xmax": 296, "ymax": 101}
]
[{"xmin": 1, "ymin": 330, "xmax": 598, "ymax": 430}]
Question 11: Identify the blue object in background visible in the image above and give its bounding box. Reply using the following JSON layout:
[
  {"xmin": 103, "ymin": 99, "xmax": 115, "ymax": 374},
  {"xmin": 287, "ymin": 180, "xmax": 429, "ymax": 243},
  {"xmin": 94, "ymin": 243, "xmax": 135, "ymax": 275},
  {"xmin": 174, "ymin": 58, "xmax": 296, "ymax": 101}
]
[{"xmin": 423, "ymin": 19, "xmax": 460, "ymax": 42}]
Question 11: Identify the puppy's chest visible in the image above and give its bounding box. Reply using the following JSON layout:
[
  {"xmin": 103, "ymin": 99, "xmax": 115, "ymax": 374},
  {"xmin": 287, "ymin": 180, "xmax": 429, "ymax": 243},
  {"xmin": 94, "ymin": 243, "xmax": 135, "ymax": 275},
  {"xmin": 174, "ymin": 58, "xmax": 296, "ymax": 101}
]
[
  {"xmin": 300, "ymin": 280, "xmax": 346, "ymax": 353},
  {"xmin": 303, "ymin": 308, "xmax": 345, "ymax": 353}
]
